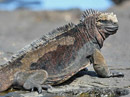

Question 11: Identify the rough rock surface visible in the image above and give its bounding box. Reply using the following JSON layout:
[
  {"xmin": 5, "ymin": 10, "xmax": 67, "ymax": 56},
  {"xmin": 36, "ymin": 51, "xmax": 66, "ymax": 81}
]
[{"xmin": 0, "ymin": 2, "xmax": 130, "ymax": 97}]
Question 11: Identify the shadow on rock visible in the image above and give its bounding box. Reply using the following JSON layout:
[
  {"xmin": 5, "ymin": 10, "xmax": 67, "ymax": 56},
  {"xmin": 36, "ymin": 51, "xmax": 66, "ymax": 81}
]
[{"xmin": 55, "ymin": 69, "xmax": 97, "ymax": 86}]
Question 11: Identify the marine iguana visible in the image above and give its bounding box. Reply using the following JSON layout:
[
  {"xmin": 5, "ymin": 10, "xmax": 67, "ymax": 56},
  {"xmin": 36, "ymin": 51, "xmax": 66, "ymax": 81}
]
[{"xmin": 0, "ymin": 9, "xmax": 124, "ymax": 93}]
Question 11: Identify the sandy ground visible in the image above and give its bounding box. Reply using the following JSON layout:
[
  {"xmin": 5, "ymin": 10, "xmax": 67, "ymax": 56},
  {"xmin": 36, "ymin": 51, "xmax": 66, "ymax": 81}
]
[{"xmin": 0, "ymin": 1, "xmax": 130, "ymax": 97}]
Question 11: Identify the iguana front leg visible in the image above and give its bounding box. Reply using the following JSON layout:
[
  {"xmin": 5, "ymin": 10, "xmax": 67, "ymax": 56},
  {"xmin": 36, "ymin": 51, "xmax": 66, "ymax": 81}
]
[
  {"xmin": 92, "ymin": 49, "xmax": 124, "ymax": 78},
  {"xmin": 13, "ymin": 70, "xmax": 51, "ymax": 93}
]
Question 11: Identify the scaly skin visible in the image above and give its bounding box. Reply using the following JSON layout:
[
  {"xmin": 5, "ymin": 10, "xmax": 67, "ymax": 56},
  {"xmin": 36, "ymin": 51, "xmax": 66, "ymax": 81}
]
[{"xmin": 0, "ymin": 9, "xmax": 124, "ymax": 93}]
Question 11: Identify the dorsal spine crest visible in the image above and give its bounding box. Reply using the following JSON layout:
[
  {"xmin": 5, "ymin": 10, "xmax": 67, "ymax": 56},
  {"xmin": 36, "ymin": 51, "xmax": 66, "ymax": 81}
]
[{"xmin": 80, "ymin": 9, "xmax": 100, "ymax": 22}]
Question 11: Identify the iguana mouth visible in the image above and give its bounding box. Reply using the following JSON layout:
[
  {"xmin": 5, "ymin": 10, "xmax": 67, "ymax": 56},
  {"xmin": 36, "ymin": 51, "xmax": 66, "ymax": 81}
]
[{"xmin": 105, "ymin": 24, "xmax": 119, "ymax": 34}]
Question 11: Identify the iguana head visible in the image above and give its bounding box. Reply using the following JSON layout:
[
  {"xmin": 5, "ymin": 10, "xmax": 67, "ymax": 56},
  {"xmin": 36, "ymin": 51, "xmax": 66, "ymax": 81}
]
[
  {"xmin": 81, "ymin": 9, "xmax": 119, "ymax": 47},
  {"xmin": 96, "ymin": 12, "xmax": 119, "ymax": 38},
  {"xmin": 81, "ymin": 9, "xmax": 119, "ymax": 39}
]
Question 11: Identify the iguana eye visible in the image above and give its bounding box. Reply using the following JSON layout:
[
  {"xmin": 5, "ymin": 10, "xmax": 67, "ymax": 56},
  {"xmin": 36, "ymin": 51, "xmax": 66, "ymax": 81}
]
[{"xmin": 99, "ymin": 20, "xmax": 108, "ymax": 23}]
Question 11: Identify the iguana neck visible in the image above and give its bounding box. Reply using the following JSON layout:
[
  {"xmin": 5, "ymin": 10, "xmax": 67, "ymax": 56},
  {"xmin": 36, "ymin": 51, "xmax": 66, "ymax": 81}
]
[
  {"xmin": 94, "ymin": 28, "xmax": 105, "ymax": 48},
  {"xmin": 80, "ymin": 19, "xmax": 105, "ymax": 48}
]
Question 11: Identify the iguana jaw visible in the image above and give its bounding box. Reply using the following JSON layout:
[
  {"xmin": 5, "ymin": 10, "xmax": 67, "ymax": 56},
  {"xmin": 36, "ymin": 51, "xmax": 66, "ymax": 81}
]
[{"xmin": 105, "ymin": 23, "xmax": 119, "ymax": 34}]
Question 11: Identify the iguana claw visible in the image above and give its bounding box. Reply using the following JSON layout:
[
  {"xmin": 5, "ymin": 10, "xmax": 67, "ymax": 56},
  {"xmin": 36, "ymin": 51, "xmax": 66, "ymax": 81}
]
[
  {"xmin": 42, "ymin": 85, "xmax": 53, "ymax": 90},
  {"xmin": 110, "ymin": 71, "xmax": 124, "ymax": 77},
  {"xmin": 24, "ymin": 81, "xmax": 43, "ymax": 93}
]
